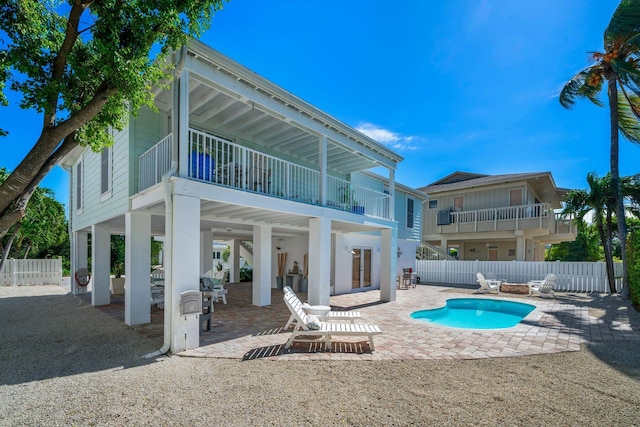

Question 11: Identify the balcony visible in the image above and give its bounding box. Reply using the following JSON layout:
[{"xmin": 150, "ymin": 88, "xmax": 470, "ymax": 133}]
[
  {"xmin": 426, "ymin": 203, "xmax": 576, "ymax": 236},
  {"xmin": 139, "ymin": 129, "xmax": 391, "ymax": 219}
]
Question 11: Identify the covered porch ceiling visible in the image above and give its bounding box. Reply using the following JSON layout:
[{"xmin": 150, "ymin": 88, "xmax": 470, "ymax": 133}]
[
  {"xmin": 153, "ymin": 42, "xmax": 403, "ymax": 176},
  {"xmin": 88, "ymin": 200, "xmax": 388, "ymax": 241}
]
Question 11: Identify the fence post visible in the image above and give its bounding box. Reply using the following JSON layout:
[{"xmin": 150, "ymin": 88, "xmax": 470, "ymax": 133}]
[
  {"xmin": 597, "ymin": 262, "xmax": 606, "ymax": 294},
  {"xmin": 11, "ymin": 258, "xmax": 17, "ymax": 286}
]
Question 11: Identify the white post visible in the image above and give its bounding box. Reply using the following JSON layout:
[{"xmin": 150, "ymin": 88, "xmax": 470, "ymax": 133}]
[
  {"xmin": 91, "ymin": 223, "xmax": 111, "ymax": 306},
  {"xmin": 388, "ymin": 168, "xmax": 395, "ymax": 220},
  {"xmin": 177, "ymin": 69, "xmax": 190, "ymax": 179},
  {"xmin": 231, "ymin": 239, "xmax": 241, "ymax": 283},
  {"xmin": 200, "ymin": 229, "xmax": 213, "ymax": 275},
  {"xmin": 252, "ymin": 224, "xmax": 272, "ymax": 306},
  {"xmin": 71, "ymin": 231, "xmax": 89, "ymax": 294},
  {"xmin": 319, "ymin": 135, "xmax": 327, "ymax": 206},
  {"xmin": 11, "ymin": 258, "xmax": 16, "ymax": 286},
  {"xmin": 170, "ymin": 193, "xmax": 201, "ymax": 352},
  {"xmin": 308, "ymin": 217, "xmax": 331, "ymax": 306},
  {"xmin": 515, "ymin": 235, "xmax": 525, "ymax": 261},
  {"xmin": 380, "ymin": 228, "xmax": 397, "ymax": 302},
  {"xmin": 125, "ymin": 211, "xmax": 152, "ymax": 326}
]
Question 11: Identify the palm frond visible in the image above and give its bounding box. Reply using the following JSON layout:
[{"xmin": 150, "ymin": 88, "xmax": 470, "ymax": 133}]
[
  {"xmin": 617, "ymin": 88, "xmax": 640, "ymax": 143},
  {"xmin": 560, "ymin": 67, "xmax": 603, "ymax": 108},
  {"xmin": 605, "ymin": 0, "xmax": 640, "ymax": 50}
]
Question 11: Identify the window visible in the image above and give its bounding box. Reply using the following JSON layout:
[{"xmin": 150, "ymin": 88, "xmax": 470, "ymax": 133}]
[
  {"xmin": 76, "ymin": 161, "xmax": 83, "ymax": 213},
  {"xmin": 428, "ymin": 199, "xmax": 437, "ymax": 209},
  {"xmin": 100, "ymin": 146, "xmax": 112, "ymax": 198},
  {"xmin": 406, "ymin": 197, "xmax": 414, "ymax": 229},
  {"xmin": 454, "ymin": 196, "xmax": 464, "ymax": 211}
]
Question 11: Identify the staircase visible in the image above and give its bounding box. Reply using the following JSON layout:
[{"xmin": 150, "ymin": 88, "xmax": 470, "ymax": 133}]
[{"xmin": 417, "ymin": 242, "xmax": 457, "ymax": 261}]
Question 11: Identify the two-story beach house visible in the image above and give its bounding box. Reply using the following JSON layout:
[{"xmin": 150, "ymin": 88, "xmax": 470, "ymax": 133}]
[
  {"xmin": 418, "ymin": 172, "xmax": 577, "ymax": 262},
  {"xmin": 60, "ymin": 40, "xmax": 423, "ymax": 353}
]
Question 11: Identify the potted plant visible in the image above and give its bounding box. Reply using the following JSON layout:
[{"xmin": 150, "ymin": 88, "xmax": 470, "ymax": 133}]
[
  {"xmin": 110, "ymin": 262, "xmax": 125, "ymax": 295},
  {"xmin": 190, "ymin": 144, "xmax": 214, "ymax": 181}
]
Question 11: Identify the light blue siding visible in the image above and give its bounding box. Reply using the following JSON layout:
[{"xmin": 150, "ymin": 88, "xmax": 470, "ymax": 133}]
[{"xmin": 70, "ymin": 127, "xmax": 130, "ymax": 232}]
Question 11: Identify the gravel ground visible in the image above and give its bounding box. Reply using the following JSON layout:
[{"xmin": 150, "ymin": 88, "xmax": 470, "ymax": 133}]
[{"xmin": 1, "ymin": 285, "xmax": 639, "ymax": 426}]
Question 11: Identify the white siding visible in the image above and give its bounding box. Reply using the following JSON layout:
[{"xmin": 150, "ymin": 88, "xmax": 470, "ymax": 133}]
[{"xmin": 71, "ymin": 127, "xmax": 130, "ymax": 232}]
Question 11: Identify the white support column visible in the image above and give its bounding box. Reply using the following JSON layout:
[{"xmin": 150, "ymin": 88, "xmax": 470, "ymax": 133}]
[
  {"xmin": 231, "ymin": 239, "xmax": 241, "ymax": 283},
  {"xmin": 170, "ymin": 194, "xmax": 201, "ymax": 352},
  {"xmin": 380, "ymin": 227, "xmax": 397, "ymax": 302},
  {"xmin": 177, "ymin": 69, "xmax": 190, "ymax": 178},
  {"xmin": 91, "ymin": 223, "xmax": 111, "ymax": 306},
  {"xmin": 200, "ymin": 230, "xmax": 213, "ymax": 275},
  {"xmin": 252, "ymin": 224, "xmax": 272, "ymax": 306},
  {"xmin": 71, "ymin": 231, "xmax": 89, "ymax": 295},
  {"xmin": 516, "ymin": 236, "xmax": 526, "ymax": 261},
  {"xmin": 537, "ymin": 243, "xmax": 546, "ymax": 261},
  {"xmin": 388, "ymin": 168, "xmax": 396, "ymax": 221},
  {"xmin": 125, "ymin": 211, "xmax": 151, "ymax": 326},
  {"xmin": 308, "ymin": 217, "xmax": 331, "ymax": 306},
  {"xmin": 440, "ymin": 238, "xmax": 448, "ymax": 254},
  {"xmin": 319, "ymin": 134, "xmax": 327, "ymax": 206}
]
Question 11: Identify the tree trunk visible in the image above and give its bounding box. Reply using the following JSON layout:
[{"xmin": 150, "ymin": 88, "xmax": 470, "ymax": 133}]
[
  {"xmin": 597, "ymin": 211, "xmax": 616, "ymax": 293},
  {"xmin": 604, "ymin": 210, "xmax": 617, "ymax": 294},
  {"xmin": 607, "ymin": 77, "xmax": 629, "ymax": 298},
  {"xmin": 0, "ymin": 133, "xmax": 79, "ymax": 240},
  {"xmin": 0, "ymin": 223, "xmax": 21, "ymax": 274}
]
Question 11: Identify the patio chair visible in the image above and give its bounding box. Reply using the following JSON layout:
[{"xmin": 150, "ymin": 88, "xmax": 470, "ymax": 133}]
[
  {"xmin": 528, "ymin": 273, "xmax": 556, "ymax": 298},
  {"xmin": 282, "ymin": 286, "xmax": 362, "ymax": 329},
  {"xmin": 283, "ymin": 290, "xmax": 381, "ymax": 351},
  {"xmin": 401, "ymin": 268, "xmax": 416, "ymax": 289},
  {"xmin": 476, "ymin": 272, "xmax": 500, "ymax": 294},
  {"xmin": 200, "ymin": 276, "xmax": 228, "ymax": 304}
]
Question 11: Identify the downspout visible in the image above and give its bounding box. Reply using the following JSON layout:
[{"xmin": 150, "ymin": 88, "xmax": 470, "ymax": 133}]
[{"xmin": 143, "ymin": 45, "xmax": 187, "ymax": 359}]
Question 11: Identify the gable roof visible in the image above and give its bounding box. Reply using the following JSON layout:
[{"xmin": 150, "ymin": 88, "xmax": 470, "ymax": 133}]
[{"xmin": 417, "ymin": 171, "xmax": 571, "ymax": 207}]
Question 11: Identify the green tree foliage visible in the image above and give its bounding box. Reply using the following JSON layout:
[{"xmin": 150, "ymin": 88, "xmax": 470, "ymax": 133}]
[
  {"xmin": 560, "ymin": 0, "xmax": 640, "ymax": 298},
  {"xmin": 627, "ymin": 218, "xmax": 640, "ymax": 309},
  {"xmin": 562, "ymin": 173, "xmax": 618, "ymax": 292},
  {"xmin": 0, "ymin": 167, "xmax": 68, "ymax": 272},
  {"xmin": 547, "ymin": 222, "xmax": 601, "ymax": 262},
  {"xmin": 0, "ymin": 0, "xmax": 227, "ymax": 241}
]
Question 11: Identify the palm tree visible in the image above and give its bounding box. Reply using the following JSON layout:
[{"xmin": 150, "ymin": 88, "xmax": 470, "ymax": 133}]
[
  {"xmin": 563, "ymin": 173, "xmax": 617, "ymax": 293},
  {"xmin": 560, "ymin": 0, "xmax": 640, "ymax": 299}
]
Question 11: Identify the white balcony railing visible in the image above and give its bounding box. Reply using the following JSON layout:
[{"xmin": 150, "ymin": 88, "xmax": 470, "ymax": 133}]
[
  {"xmin": 139, "ymin": 134, "xmax": 173, "ymax": 191},
  {"xmin": 428, "ymin": 203, "xmax": 576, "ymax": 235},
  {"xmin": 138, "ymin": 129, "xmax": 392, "ymax": 219}
]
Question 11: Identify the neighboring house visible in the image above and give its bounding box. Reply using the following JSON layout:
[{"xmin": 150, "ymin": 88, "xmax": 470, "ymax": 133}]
[
  {"xmin": 59, "ymin": 40, "xmax": 418, "ymax": 353},
  {"xmin": 417, "ymin": 172, "xmax": 577, "ymax": 262}
]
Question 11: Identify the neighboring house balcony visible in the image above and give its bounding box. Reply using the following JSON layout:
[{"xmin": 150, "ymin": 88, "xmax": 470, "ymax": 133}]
[
  {"xmin": 424, "ymin": 203, "xmax": 576, "ymax": 238},
  {"xmin": 139, "ymin": 129, "xmax": 392, "ymax": 220}
]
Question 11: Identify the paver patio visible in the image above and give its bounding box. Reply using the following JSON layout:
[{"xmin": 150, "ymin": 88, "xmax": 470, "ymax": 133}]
[{"xmin": 84, "ymin": 282, "xmax": 640, "ymax": 361}]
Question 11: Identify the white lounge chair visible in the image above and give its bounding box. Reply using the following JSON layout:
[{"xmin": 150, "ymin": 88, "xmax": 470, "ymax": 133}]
[
  {"xmin": 528, "ymin": 273, "xmax": 556, "ymax": 298},
  {"xmin": 476, "ymin": 273, "xmax": 500, "ymax": 294},
  {"xmin": 283, "ymin": 290, "xmax": 381, "ymax": 351},
  {"xmin": 282, "ymin": 286, "xmax": 362, "ymax": 329}
]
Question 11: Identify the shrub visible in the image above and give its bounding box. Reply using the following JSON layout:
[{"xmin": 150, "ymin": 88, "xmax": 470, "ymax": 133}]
[{"xmin": 628, "ymin": 231, "xmax": 640, "ymax": 311}]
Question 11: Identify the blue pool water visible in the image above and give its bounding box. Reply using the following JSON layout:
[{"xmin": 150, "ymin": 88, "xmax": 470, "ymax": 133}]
[{"xmin": 410, "ymin": 298, "xmax": 535, "ymax": 329}]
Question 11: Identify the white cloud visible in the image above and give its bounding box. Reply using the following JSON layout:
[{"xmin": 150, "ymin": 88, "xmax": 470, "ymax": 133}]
[{"xmin": 355, "ymin": 123, "xmax": 420, "ymax": 151}]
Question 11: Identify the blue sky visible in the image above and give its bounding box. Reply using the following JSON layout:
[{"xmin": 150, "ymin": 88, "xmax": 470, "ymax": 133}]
[{"xmin": 2, "ymin": 0, "xmax": 638, "ymax": 211}]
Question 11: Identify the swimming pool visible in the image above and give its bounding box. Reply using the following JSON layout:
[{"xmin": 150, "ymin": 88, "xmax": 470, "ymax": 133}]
[{"xmin": 410, "ymin": 298, "xmax": 535, "ymax": 329}]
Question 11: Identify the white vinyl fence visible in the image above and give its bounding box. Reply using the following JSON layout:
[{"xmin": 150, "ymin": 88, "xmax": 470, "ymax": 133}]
[
  {"xmin": 416, "ymin": 260, "xmax": 623, "ymax": 294},
  {"xmin": 0, "ymin": 258, "xmax": 63, "ymax": 286}
]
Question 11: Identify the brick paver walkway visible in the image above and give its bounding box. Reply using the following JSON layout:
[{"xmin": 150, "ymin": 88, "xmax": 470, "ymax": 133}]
[{"xmin": 85, "ymin": 282, "xmax": 640, "ymax": 361}]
